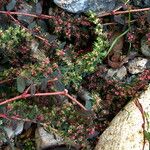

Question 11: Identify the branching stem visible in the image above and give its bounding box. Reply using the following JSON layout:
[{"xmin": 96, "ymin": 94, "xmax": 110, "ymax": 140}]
[{"xmin": 0, "ymin": 88, "xmax": 87, "ymax": 111}]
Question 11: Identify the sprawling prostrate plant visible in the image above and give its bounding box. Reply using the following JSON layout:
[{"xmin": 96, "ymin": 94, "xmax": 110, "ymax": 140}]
[
  {"xmin": 57, "ymin": 11, "xmax": 109, "ymax": 89},
  {"xmin": 88, "ymin": 11, "xmax": 109, "ymax": 60},
  {"xmin": 0, "ymin": 26, "xmax": 33, "ymax": 65}
]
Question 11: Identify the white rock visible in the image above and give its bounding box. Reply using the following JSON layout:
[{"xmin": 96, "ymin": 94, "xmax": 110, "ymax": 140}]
[
  {"xmin": 95, "ymin": 84, "xmax": 150, "ymax": 150},
  {"xmin": 35, "ymin": 127, "xmax": 63, "ymax": 150},
  {"xmin": 106, "ymin": 68, "xmax": 118, "ymax": 78},
  {"xmin": 106, "ymin": 66, "xmax": 127, "ymax": 80},
  {"xmin": 116, "ymin": 66, "xmax": 127, "ymax": 80},
  {"xmin": 14, "ymin": 121, "xmax": 24, "ymax": 136},
  {"xmin": 128, "ymin": 57, "xmax": 148, "ymax": 74}
]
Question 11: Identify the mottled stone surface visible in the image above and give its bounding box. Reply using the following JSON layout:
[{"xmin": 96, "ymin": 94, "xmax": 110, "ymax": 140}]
[
  {"xmin": 53, "ymin": 0, "xmax": 121, "ymax": 13},
  {"xmin": 35, "ymin": 127, "xmax": 63, "ymax": 150},
  {"xmin": 106, "ymin": 66, "xmax": 127, "ymax": 80},
  {"xmin": 127, "ymin": 57, "xmax": 148, "ymax": 74},
  {"xmin": 141, "ymin": 36, "xmax": 150, "ymax": 58},
  {"xmin": 95, "ymin": 84, "xmax": 150, "ymax": 150},
  {"xmin": 132, "ymin": 0, "xmax": 150, "ymax": 7},
  {"xmin": 17, "ymin": 2, "xmax": 34, "ymax": 24},
  {"xmin": 54, "ymin": 0, "xmax": 87, "ymax": 13}
]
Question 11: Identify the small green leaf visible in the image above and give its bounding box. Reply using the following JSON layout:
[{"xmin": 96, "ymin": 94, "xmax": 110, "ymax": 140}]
[
  {"xmin": 6, "ymin": 0, "xmax": 16, "ymax": 11},
  {"xmin": 59, "ymin": 42, "xmax": 66, "ymax": 49},
  {"xmin": 17, "ymin": 77, "xmax": 26, "ymax": 93},
  {"xmin": 85, "ymin": 99, "xmax": 92, "ymax": 110},
  {"xmin": 144, "ymin": 131, "xmax": 150, "ymax": 141}
]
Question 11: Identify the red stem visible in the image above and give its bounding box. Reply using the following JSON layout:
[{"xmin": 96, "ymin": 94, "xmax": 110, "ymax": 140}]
[
  {"xmin": 0, "ymin": 11, "xmax": 56, "ymax": 20},
  {"xmin": 65, "ymin": 92, "xmax": 87, "ymax": 110},
  {"xmin": 0, "ymin": 113, "xmax": 31, "ymax": 122},
  {"xmin": 0, "ymin": 8, "xmax": 149, "ymax": 19},
  {"xmin": 9, "ymin": 14, "xmax": 51, "ymax": 46},
  {"xmin": 0, "ymin": 89, "xmax": 87, "ymax": 110},
  {"xmin": 98, "ymin": 7, "xmax": 150, "ymax": 17}
]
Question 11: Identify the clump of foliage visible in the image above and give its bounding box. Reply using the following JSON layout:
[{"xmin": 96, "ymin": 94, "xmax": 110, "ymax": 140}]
[
  {"xmin": 84, "ymin": 69, "xmax": 150, "ymax": 118},
  {"xmin": 23, "ymin": 139, "xmax": 36, "ymax": 150},
  {"xmin": 7, "ymin": 100, "xmax": 43, "ymax": 120},
  {"xmin": 0, "ymin": 0, "xmax": 149, "ymax": 149},
  {"xmin": 56, "ymin": 12, "xmax": 109, "ymax": 89},
  {"xmin": 49, "ymin": 7, "xmax": 93, "ymax": 50},
  {"xmin": 0, "ymin": 11, "xmax": 110, "ymax": 149},
  {"xmin": 3, "ymin": 100, "xmax": 99, "ymax": 149},
  {"xmin": 0, "ymin": 58, "xmax": 60, "ymax": 96},
  {"xmin": 0, "ymin": 12, "xmax": 109, "ymax": 91},
  {"xmin": 88, "ymin": 11, "xmax": 109, "ymax": 58},
  {"xmin": 46, "ymin": 102, "xmax": 98, "ymax": 148},
  {"xmin": 0, "ymin": 26, "xmax": 34, "ymax": 66}
]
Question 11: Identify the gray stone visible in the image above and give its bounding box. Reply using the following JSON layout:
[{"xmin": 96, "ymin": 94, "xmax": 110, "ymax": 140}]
[
  {"xmin": 14, "ymin": 121, "xmax": 24, "ymax": 136},
  {"xmin": 3, "ymin": 127, "xmax": 14, "ymax": 139},
  {"xmin": 77, "ymin": 86, "xmax": 92, "ymax": 102},
  {"xmin": 35, "ymin": 127, "xmax": 63, "ymax": 150},
  {"xmin": 53, "ymin": 0, "xmax": 121, "ymax": 13},
  {"xmin": 95, "ymin": 84, "xmax": 150, "ymax": 150},
  {"xmin": 141, "ymin": 36, "xmax": 150, "ymax": 57},
  {"xmin": 132, "ymin": 0, "xmax": 150, "ymax": 7},
  {"xmin": 146, "ymin": 60, "xmax": 150, "ymax": 69},
  {"xmin": 106, "ymin": 68, "xmax": 118, "ymax": 78},
  {"xmin": 3, "ymin": 121, "xmax": 24, "ymax": 139},
  {"xmin": 54, "ymin": 0, "xmax": 87, "ymax": 13},
  {"xmin": 116, "ymin": 66, "xmax": 127, "ymax": 80},
  {"xmin": 144, "ymin": 0, "xmax": 150, "ymax": 7},
  {"xmin": 127, "ymin": 57, "xmax": 148, "ymax": 74},
  {"xmin": 30, "ymin": 40, "xmax": 39, "ymax": 53},
  {"xmin": 106, "ymin": 66, "xmax": 127, "ymax": 80},
  {"xmin": 0, "ymin": 121, "xmax": 24, "ymax": 146}
]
